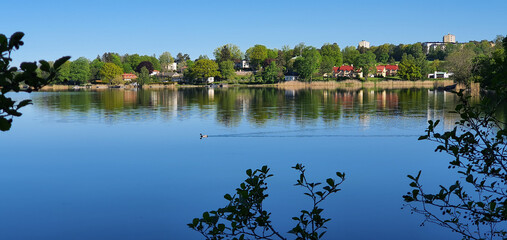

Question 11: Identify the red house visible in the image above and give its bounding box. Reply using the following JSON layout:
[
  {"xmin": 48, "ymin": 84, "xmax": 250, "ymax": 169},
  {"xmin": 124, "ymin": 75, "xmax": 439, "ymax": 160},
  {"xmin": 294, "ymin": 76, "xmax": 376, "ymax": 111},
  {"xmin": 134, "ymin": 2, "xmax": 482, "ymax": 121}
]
[
  {"xmin": 122, "ymin": 73, "xmax": 138, "ymax": 81},
  {"xmin": 333, "ymin": 65, "xmax": 356, "ymax": 78}
]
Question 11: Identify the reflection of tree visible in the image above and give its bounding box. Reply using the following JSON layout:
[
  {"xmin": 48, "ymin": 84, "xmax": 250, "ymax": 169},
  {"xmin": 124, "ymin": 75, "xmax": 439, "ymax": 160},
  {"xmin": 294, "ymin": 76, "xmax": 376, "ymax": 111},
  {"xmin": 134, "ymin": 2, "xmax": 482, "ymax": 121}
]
[{"xmin": 32, "ymin": 88, "xmax": 469, "ymax": 127}]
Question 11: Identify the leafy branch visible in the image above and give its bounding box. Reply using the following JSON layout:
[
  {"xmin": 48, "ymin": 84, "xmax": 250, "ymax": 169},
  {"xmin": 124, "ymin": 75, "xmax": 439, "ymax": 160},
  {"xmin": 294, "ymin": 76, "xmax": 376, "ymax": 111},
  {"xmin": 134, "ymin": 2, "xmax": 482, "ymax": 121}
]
[
  {"xmin": 404, "ymin": 90, "xmax": 507, "ymax": 240},
  {"xmin": 188, "ymin": 165, "xmax": 345, "ymax": 240},
  {"xmin": 1, "ymin": 31, "xmax": 70, "ymax": 131}
]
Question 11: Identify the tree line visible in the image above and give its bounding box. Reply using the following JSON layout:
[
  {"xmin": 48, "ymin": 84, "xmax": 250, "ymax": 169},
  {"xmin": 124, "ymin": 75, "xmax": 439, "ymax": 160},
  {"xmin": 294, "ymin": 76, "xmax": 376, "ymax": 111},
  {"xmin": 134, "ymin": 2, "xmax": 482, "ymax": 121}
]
[{"xmin": 38, "ymin": 35, "xmax": 505, "ymax": 86}]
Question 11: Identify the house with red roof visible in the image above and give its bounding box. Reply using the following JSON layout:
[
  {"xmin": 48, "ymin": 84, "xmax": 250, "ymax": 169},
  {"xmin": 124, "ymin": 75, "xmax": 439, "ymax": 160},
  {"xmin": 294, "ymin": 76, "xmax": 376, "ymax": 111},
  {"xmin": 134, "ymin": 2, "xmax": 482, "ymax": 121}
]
[
  {"xmin": 333, "ymin": 65, "xmax": 358, "ymax": 78},
  {"xmin": 122, "ymin": 73, "xmax": 138, "ymax": 82},
  {"xmin": 375, "ymin": 65, "xmax": 399, "ymax": 77}
]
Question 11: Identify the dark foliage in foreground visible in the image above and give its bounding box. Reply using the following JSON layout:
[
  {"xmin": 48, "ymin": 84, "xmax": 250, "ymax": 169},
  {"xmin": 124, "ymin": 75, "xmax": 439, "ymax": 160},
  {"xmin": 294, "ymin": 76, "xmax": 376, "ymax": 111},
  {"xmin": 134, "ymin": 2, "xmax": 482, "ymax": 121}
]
[
  {"xmin": 188, "ymin": 164, "xmax": 345, "ymax": 240},
  {"xmin": 0, "ymin": 32, "xmax": 69, "ymax": 131}
]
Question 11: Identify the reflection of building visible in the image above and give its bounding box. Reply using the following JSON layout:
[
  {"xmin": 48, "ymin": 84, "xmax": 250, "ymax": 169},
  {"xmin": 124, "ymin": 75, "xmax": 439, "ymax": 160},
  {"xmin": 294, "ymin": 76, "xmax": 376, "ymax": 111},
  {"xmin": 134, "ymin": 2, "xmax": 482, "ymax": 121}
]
[
  {"xmin": 426, "ymin": 90, "xmax": 461, "ymax": 131},
  {"xmin": 208, "ymin": 88, "xmax": 214, "ymax": 100},
  {"xmin": 123, "ymin": 90, "xmax": 138, "ymax": 104}
]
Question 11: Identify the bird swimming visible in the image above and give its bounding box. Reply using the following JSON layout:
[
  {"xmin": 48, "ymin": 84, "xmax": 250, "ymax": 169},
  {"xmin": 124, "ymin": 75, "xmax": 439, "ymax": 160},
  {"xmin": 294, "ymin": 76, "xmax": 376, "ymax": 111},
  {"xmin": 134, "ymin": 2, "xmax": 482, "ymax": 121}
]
[{"xmin": 200, "ymin": 133, "xmax": 208, "ymax": 139}]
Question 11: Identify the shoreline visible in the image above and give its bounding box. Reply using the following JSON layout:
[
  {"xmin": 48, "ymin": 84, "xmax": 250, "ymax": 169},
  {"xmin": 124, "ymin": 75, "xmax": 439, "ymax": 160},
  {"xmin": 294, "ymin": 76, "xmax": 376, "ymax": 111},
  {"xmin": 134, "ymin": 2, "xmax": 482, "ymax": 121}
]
[{"xmin": 39, "ymin": 80, "xmax": 462, "ymax": 91}]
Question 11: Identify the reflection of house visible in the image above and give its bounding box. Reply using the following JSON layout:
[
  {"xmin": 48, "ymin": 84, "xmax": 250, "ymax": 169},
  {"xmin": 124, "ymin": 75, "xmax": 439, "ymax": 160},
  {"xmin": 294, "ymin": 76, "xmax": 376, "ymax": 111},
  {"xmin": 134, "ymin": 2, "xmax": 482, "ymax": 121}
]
[
  {"xmin": 235, "ymin": 60, "xmax": 250, "ymax": 69},
  {"xmin": 122, "ymin": 73, "xmax": 138, "ymax": 81},
  {"xmin": 428, "ymin": 71, "xmax": 453, "ymax": 79},
  {"xmin": 375, "ymin": 65, "xmax": 398, "ymax": 77}
]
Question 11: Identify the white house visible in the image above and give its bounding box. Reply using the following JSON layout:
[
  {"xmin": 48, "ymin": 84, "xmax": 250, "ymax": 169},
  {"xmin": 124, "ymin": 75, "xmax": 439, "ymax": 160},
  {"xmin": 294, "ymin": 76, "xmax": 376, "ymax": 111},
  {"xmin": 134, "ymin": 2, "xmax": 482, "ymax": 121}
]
[
  {"xmin": 428, "ymin": 71, "xmax": 453, "ymax": 79},
  {"xmin": 207, "ymin": 77, "xmax": 214, "ymax": 83},
  {"xmin": 284, "ymin": 75, "xmax": 297, "ymax": 81},
  {"xmin": 235, "ymin": 60, "xmax": 250, "ymax": 69},
  {"xmin": 150, "ymin": 70, "xmax": 160, "ymax": 76},
  {"xmin": 358, "ymin": 40, "xmax": 370, "ymax": 49}
]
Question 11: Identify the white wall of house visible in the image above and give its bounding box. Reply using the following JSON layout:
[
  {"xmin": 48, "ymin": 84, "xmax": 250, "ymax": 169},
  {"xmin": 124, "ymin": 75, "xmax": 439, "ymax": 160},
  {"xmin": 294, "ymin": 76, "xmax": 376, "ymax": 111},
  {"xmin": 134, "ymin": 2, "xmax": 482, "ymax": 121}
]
[{"xmin": 285, "ymin": 76, "xmax": 297, "ymax": 81}]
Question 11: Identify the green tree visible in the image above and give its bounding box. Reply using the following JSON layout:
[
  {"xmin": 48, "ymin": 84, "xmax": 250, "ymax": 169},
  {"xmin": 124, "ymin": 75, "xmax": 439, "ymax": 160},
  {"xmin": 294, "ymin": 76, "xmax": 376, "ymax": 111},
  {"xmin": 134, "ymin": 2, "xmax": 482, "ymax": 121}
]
[
  {"xmin": 373, "ymin": 44, "xmax": 393, "ymax": 64},
  {"xmin": 320, "ymin": 43, "xmax": 343, "ymax": 75},
  {"xmin": 398, "ymin": 54, "xmax": 422, "ymax": 80},
  {"xmin": 472, "ymin": 37, "xmax": 507, "ymax": 90},
  {"xmin": 267, "ymin": 48, "xmax": 278, "ymax": 60},
  {"xmin": 293, "ymin": 47, "xmax": 321, "ymax": 82},
  {"xmin": 122, "ymin": 63, "xmax": 133, "ymax": 73},
  {"xmin": 262, "ymin": 61, "xmax": 280, "ymax": 83},
  {"xmin": 246, "ymin": 45, "xmax": 268, "ymax": 70},
  {"xmin": 219, "ymin": 60, "xmax": 235, "ymax": 80},
  {"xmin": 354, "ymin": 51, "xmax": 377, "ymax": 81},
  {"xmin": 56, "ymin": 61, "xmax": 71, "ymax": 83},
  {"xmin": 89, "ymin": 57, "xmax": 104, "ymax": 81},
  {"xmin": 137, "ymin": 66, "xmax": 150, "ymax": 86},
  {"xmin": 176, "ymin": 52, "xmax": 191, "ymax": 63},
  {"xmin": 124, "ymin": 54, "xmax": 141, "ymax": 71},
  {"xmin": 188, "ymin": 164, "xmax": 345, "ymax": 240},
  {"xmin": 69, "ymin": 57, "xmax": 90, "ymax": 84},
  {"xmin": 320, "ymin": 43, "xmax": 343, "ymax": 66},
  {"xmin": 191, "ymin": 59, "xmax": 220, "ymax": 82},
  {"xmin": 102, "ymin": 52, "xmax": 123, "ymax": 71},
  {"xmin": 0, "ymin": 32, "xmax": 70, "ymax": 131},
  {"xmin": 110, "ymin": 75, "xmax": 124, "ymax": 85},
  {"xmin": 214, "ymin": 44, "xmax": 242, "ymax": 62},
  {"xmin": 159, "ymin": 51, "xmax": 174, "ymax": 71},
  {"xmin": 342, "ymin": 46, "xmax": 360, "ymax": 65},
  {"xmin": 445, "ymin": 48, "xmax": 476, "ymax": 84},
  {"xmin": 320, "ymin": 56, "xmax": 335, "ymax": 75},
  {"xmin": 99, "ymin": 62, "xmax": 123, "ymax": 84}
]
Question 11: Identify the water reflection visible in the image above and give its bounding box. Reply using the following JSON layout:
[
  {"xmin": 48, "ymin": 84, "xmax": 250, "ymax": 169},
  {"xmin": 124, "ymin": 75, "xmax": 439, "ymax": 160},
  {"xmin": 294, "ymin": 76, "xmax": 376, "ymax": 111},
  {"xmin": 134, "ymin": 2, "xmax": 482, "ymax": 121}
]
[{"xmin": 32, "ymin": 88, "xmax": 476, "ymax": 129}]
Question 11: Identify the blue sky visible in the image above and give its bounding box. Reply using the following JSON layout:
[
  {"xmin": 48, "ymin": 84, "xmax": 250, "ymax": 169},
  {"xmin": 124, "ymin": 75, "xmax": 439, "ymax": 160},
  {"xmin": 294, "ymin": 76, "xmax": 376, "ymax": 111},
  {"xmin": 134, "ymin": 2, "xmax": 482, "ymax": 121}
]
[{"xmin": 4, "ymin": 0, "xmax": 507, "ymax": 66}]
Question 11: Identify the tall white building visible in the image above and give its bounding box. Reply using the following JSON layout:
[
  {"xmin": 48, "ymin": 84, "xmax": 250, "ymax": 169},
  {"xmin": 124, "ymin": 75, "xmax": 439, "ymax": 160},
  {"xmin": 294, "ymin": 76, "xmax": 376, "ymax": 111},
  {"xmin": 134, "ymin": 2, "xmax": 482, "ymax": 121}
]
[
  {"xmin": 443, "ymin": 34, "xmax": 456, "ymax": 43},
  {"xmin": 358, "ymin": 40, "xmax": 370, "ymax": 49}
]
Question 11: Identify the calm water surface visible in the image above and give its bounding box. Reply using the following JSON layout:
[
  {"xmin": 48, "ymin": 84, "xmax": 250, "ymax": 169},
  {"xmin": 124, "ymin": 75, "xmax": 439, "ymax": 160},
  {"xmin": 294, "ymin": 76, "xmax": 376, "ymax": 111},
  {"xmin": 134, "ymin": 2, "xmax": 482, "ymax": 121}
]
[{"xmin": 1, "ymin": 87, "xmax": 482, "ymax": 239}]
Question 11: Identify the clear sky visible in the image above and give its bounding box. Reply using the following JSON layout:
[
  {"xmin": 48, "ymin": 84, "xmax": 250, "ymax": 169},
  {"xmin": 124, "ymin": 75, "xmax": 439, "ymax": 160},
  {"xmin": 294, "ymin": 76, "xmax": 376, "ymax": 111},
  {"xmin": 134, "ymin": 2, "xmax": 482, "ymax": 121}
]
[{"xmin": 4, "ymin": 0, "xmax": 507, "ymax": 66}]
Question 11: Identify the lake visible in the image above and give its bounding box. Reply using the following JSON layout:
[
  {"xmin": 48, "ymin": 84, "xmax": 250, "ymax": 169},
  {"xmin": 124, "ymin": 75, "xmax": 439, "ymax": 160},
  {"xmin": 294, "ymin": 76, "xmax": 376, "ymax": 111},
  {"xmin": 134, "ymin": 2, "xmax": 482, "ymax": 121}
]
[{"xmin": 0, "ymin": 87, "xmax": 478, "ymax": 239}]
